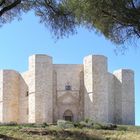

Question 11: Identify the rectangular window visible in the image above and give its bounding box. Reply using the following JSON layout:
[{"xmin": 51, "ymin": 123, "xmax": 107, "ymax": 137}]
[{"xmin": 65, "ymin": 85, "xmax": 72, "ymax": 90}]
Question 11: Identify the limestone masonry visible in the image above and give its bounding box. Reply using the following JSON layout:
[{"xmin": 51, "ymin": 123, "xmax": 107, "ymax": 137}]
[{"xmin": 0, "ymin": 54, "xmax": 135, "ymax": 125}]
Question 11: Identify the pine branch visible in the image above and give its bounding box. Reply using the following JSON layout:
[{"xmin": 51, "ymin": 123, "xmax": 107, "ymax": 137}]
[
  {"xmin": 0, "ymin": 0, "xmax": 5, "ymax": 7},
  {"xmin": 0, "ymin": 0, "xmax": 21, "ymax": 17}
]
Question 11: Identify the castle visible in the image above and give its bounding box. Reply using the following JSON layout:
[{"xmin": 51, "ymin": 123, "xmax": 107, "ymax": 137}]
[{"xmin": 0, "ymin": 54, "xmax": 135, "ymax": 125}]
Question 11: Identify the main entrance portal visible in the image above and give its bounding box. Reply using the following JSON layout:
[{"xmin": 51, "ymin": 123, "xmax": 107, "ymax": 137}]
[{"xmin": 63, "ymin": 110, "xmax": 73, "ymax": 121}]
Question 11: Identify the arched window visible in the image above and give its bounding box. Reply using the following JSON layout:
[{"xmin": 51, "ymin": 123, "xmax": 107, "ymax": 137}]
[{"xmin": 63, "ymin": 110, "xmax": 73, "ymax": 121}]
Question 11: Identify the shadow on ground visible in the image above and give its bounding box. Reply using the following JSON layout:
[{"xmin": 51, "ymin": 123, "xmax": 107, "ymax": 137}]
[
  {"xmin": 0, "ymin": 134, "xmax": 21, "ymax": 140},
  {"xmin": 21, "ymin": 128, "xmax": 105, "ymax": 140}
]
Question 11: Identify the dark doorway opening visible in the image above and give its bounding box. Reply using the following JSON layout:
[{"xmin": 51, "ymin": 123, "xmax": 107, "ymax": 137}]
[
  {"xmin": 64, "ymin": 116, "xmax": 72, "ymax": 121},
  {"xmin": 63, "ymin": 110, "xmax": 73, "ymax": 121}
]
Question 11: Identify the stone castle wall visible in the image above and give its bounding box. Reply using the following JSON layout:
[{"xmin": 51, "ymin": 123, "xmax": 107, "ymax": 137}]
[
  {"xmin": 0, "ymin": 70, "xmax": 28, "ymax": 123},
  {"xmin": 53, "ymin": 64, "xmax": 84, "ymax": 122}
]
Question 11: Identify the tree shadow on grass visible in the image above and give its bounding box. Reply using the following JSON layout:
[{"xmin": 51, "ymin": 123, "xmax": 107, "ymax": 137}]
[
  {"xmin": 22, "ymin": 128, "xmax": 105, "ymax": 140},
  {"xmin": 49, "ymin": 130, "xmax": 105, "ymax": 140},
  {"xmin": 0, "ymin": 134, "xmax": 21, "ymax": 140}
]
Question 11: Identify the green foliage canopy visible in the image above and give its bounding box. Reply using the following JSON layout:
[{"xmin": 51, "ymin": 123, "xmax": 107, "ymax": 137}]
[
  {"xmin": 0, "ymin": 0, "xmax": 76, "ymax": 37},
  {"xmin": 64, "ymin": 0, "xmax": 140, "ymax": 45},
  {"xmin": 0, "ymin": 0, "xmax": 140, "ymax": 45}
]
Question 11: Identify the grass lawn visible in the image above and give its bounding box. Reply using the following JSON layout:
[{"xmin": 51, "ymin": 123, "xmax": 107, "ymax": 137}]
[{"xmin": 0, "ymin": 123, "xmax": 140, "ymax": 140}]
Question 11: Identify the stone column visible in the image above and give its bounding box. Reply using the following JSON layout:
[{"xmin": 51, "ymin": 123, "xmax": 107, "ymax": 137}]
[
  {"xmin": 84, "ymin": 55, "xmax": 109, "ymax": 123},
  {"xmin": 28, "ymin": 55, "xmax": 53, "ymax": 123}
]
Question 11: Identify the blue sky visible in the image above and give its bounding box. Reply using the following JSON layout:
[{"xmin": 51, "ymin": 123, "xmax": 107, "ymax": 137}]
[{"xmin": 0, "ymin": 12, "xmax": 140, "ymax": 125}]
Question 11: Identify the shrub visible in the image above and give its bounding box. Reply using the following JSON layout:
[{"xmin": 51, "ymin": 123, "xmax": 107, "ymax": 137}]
[
  {"xmin": 117, "ymin": 125, "xmax": 127, "ymax": 131},
  {"xmin": 57, "ymin": 120, "xmax": 74, "ymax": 129},
  {"xmin": 0, "ymin": 122, "xmax": 18, "ymax": 126},
  {"xmin": 74, "ymin": 119, "xmax": 95, "ymax": 129},
  {"xmin": 74, "ymin": 121, "xmax": 87, "ymax": 128},
  {"xmin": 94, "ymin": 123, "xmax": 117, "ymax": 130},
  {"xmin": 93, "ymin": 123, "xmax": 103, "ymax": 129},
  {"xmin": 74, "ymin": 119, "xmax": 117, "ymax": 130},
  {"xmin": 19, "ymin": 123, "xmax": 48, "ymax": 128},
  {"xmin": 42, "ymin": 122, "xmax": 49, "ymax": 128},
  {"xmin": 19, "ymin": 123, "xmax": 37, "ymax": 128}
]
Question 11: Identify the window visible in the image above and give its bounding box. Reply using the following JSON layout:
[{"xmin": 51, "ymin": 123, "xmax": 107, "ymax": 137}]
[{"xmin": 65, "ymin": 85, "xmax": 72, "ymax": 90}]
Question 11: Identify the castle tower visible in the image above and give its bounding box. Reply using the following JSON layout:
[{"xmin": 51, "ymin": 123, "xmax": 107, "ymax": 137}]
[
  {"xmin": 113, "ymin": 69, "xmax": 135, "ymax": 125},
  {"xmin": 0, "ymin": 70, "xmax": 19, "ymax": 123},
  {"xmin": 83, "ymin": 55, "xmax": 109, "ymax": 123},
  {"xmin": 28, "ymin": 55, "xmax": 53, "ymax": 123}
]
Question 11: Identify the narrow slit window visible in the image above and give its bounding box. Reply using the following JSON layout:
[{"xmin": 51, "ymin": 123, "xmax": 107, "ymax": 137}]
[{"xmin": 26, "ymin": 91, "xmax": 29, "ymax": 96}]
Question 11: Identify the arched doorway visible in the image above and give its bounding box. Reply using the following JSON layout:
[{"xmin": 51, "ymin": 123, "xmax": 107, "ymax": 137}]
[{"xmin": 63, "ymin": 110, "xmax": 73, "ymax": 121}]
